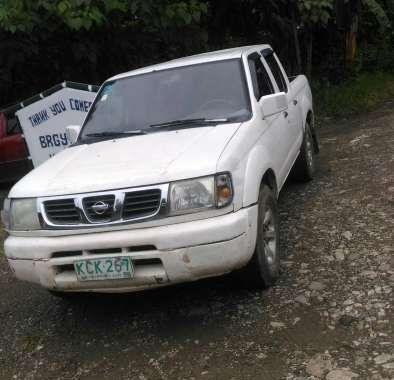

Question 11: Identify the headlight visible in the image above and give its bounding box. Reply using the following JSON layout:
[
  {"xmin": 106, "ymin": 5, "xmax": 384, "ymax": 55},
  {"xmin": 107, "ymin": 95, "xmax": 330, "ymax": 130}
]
[
  {"xmin": 215, "ymin": 173, "xmax": 234, "ymax": 208},
  {"xmin": 9, "ymin": 198, "xmax": 41, "ymax": 231},
  {"xmin": 169, "ymin": 173, "xmax": 233, "ymax": 215}
]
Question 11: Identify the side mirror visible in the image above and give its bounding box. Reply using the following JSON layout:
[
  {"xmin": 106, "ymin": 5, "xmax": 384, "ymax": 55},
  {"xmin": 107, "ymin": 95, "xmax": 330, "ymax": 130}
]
[
  {"xmin": 66, "ymin": 125, "xmax": 81, "ymax": 145},
  {"xmin": 259, "ymin": 92, "xmax": 288, "ymax": 118}
]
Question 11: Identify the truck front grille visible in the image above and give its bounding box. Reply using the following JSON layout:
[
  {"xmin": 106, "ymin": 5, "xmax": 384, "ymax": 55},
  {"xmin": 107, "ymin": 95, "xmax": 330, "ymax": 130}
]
[
  {"xmin": 122, "ymin": 189, "xmax": 161, "ymax": 220},
  {"xmin": 44, "ymin": 199, "xmax": 80, "ymax": 224},
  {"xmin": 39, "ymin": 184, "xmax": 167, "ymax": 228}
]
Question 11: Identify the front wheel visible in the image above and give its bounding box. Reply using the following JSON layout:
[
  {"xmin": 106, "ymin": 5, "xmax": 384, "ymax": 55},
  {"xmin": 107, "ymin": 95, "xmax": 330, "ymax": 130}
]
[{"xmin": 240, "ymin": 184, "xmax": 280, "ymax": 288}]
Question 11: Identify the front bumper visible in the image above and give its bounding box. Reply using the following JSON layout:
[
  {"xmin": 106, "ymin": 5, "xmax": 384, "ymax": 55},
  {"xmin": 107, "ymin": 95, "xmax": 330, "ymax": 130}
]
[{"xmin": 5, "ymin": 206, "xmax": 258, "ymax": 293}]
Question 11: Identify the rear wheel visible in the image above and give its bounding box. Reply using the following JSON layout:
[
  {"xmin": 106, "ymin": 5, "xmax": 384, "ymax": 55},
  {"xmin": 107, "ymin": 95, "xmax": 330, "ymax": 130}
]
[
  {"xmin": 292, "ymin": 121, "xmax": 316, "ymax": 181},
  {"xmin": 240, "ymin": 184, "xmax": 280, "ymax": 288}
]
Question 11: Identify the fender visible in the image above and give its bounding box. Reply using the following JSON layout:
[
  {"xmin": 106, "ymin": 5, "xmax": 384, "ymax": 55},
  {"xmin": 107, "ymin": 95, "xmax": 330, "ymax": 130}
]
[
  {"xmin": 299, "ymin": 82, "xmax": 313, "ymax": 133},
  {"xmin": 242, "ymin": 144, "xmax": 277, "ymax": 207},
  {"xmin": 299, "ymin": 84, "xmax": 318, "ymax": 152}
]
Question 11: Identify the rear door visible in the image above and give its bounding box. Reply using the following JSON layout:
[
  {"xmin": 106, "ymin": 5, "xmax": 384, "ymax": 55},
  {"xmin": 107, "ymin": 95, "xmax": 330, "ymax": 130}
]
[
  {"xmin": 247, "ymin": 52, "xmax": 291, "ymax": 185},
  {"xmin": 262, "ymin": 50, "xmax": 302, "ymax": 175}
]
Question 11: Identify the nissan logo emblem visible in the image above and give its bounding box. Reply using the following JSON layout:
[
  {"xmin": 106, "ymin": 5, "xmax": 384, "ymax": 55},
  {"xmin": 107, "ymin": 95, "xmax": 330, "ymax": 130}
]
[{"xmin": 91, "ymin": 201, "xmax": 110, "ymax": 215}]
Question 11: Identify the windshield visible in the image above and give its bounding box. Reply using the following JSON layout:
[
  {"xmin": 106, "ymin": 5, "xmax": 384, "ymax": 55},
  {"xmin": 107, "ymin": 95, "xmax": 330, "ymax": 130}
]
[{"xmin": 80, "ymin": 59, "xmax": 251, "ymax": 141}]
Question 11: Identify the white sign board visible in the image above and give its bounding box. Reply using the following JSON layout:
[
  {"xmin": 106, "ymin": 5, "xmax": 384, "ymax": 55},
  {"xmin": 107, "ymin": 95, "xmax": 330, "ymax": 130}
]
[{"xmin": 15, "ymin": 87, "xmax": 97, "ymax": 167}]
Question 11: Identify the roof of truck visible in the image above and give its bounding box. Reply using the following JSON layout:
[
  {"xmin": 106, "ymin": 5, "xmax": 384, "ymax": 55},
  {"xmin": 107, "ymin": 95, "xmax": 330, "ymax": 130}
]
[{"xmin": 109, "ymin": 44, "xmax": 271, "ymax": 82}]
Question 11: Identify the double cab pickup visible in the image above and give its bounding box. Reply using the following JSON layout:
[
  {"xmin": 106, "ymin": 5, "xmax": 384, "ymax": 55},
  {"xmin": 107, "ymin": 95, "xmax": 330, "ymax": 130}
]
[{"xmin": 1, "ymin": 45, "xmax": 318, "ymax": 295}]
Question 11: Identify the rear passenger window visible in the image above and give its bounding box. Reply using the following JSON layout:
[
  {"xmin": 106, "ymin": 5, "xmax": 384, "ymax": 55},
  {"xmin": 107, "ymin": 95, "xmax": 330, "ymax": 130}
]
[
  {"xmin": 247, "ymin": 53, "xmax": 274, "ymax": 100},
  {"xmin": 265, "ymin": 54, "xmax": 288, "ymax": 93}
]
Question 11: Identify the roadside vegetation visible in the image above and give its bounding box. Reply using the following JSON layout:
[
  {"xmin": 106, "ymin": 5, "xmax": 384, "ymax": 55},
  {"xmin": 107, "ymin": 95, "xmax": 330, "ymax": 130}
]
[
  {"xmin": 1, "ymin": 1, "xmax": 393, "ymax": 115},
  {"xmin": 314, "ymin": 71, "xmax": 394, "ymax": 119}
]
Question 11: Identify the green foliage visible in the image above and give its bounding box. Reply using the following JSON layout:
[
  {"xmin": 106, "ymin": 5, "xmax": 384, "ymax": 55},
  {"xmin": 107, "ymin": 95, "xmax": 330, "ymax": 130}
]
[
  {"xmin": 0, "ymin": 0, "xmax": 209, "ymax": 32},
  {"xmin": 0, "ymin": 0, "xmax": 107, "ymax": 32},
  {"xmin": 362, "ymin": 0, "xmax": 392, "ymax": 33},
  {"xmin": 357, "ymin": 42, "xmax": 394, "ymax": 72},
  {"xmin": 127, "ymin": 0, "xmax": 208, "ymax": 30},
  {"xmin": 0, "ymin": 0, "xmax": 393, "ymax": 113},
  {"xmin": 314, "ymin": 72, "xmax": 394, "ymax": 118},
  {"xmin": 298, "ymin": 0, "xmax": 334, "ymax": 25}
]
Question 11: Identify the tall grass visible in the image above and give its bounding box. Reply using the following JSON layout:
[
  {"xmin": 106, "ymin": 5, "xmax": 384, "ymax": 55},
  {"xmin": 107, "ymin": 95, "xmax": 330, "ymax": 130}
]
[{"xmin": 313, "ymin": 72, "xmax": 394, "ymax": 119}]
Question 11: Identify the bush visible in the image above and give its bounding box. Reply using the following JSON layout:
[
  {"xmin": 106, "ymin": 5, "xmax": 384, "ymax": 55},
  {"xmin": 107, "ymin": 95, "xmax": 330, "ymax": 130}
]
[{"xmin": 313, "ymin": 72, "xmax": 394, "ymax": 118}]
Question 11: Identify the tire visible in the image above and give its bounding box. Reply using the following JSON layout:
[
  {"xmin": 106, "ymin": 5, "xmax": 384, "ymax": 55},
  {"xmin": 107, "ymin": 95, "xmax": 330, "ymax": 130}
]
[
  {"xmin": 240, "ymin": 184, "xmax": 280, "ymax": 288},
  {"xmin": 292, "ymin": 121, "xmax": 316, "ymax": 182}
]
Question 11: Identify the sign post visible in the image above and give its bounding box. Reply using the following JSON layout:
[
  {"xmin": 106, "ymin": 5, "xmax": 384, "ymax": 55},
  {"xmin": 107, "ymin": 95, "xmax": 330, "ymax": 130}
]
[{"xmin": 15, "ymin": 83, "xmax": 98, "ymax": 167}]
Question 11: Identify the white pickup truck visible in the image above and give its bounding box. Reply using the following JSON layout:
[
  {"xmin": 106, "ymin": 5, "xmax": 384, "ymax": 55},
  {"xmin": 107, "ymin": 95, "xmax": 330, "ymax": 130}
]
[{"xmin": 1, "ymin": 45, "xmax": 318, "ymax": 295}]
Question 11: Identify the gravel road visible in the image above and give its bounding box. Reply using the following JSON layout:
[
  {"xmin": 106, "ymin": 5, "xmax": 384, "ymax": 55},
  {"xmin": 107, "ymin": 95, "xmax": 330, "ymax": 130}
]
[{"xmin": 0, "ymin": 102, "xmax": 393, "ymax": 380}]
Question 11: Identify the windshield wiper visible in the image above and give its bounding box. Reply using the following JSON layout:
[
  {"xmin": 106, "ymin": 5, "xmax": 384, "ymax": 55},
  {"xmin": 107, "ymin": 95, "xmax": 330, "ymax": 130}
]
[
  {"xmin": 150, "ymin": 118, "xmax": 228, "ymax": 129},
  {"xmin": 85, "ymin": 130, "xmax": 147, "ymax": 138}
]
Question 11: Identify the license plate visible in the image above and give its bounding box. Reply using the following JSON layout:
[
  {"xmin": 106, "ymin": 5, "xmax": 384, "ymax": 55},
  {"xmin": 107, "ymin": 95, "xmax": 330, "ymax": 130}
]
[{"xmin": 74, "ymin": 256, "xmax": 134, "ymax": 282}]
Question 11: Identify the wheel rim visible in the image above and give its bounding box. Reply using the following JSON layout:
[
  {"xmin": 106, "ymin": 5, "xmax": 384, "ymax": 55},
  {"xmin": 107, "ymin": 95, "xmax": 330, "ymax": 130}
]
[
  {"xmin": 262, "ymin": 208, "xmax": 277, "ymax": 273},
  {"xmin": 306, "ymin": 130, "xmax": 314, "ymax": 170}
]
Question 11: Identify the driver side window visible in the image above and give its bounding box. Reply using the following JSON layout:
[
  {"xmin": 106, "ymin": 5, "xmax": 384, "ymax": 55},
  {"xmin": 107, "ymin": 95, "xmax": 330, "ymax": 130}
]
[{"xmin": 247, "ymin": 53, "xmax": 274, "ymax": 100}]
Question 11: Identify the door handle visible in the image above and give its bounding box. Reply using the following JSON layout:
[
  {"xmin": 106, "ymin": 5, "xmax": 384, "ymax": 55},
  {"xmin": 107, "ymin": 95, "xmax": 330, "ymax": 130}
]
[
  {"xmin": 283, "ymin": 111, "xmax": 289, "ymax": 118},
  {"xmin": 293, "ymin": 100, "xmax": 298, "ymax": 105}
]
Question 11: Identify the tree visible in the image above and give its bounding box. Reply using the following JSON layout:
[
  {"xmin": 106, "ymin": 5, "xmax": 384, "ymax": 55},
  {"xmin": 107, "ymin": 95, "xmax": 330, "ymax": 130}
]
[
  {"xmin": 297, "ymin": 0, "xmax": 335, "ymax": 79},
  {"xmin": 0, "ymin": 0, "xmax": 209, "ymax": 33},
  {"xmin": 0, "ymin": 0, "xmax": 393, "ymax": 107},
  {"xmin": 0, "ymin": 0, "xmax": 209, "ymax": 106}
]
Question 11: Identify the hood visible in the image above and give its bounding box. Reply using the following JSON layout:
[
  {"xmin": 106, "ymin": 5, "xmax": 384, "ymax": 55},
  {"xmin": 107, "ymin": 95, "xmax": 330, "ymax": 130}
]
[{"xmin": 10, "ymin": 123, "xmax": 241, "ymax": 198}]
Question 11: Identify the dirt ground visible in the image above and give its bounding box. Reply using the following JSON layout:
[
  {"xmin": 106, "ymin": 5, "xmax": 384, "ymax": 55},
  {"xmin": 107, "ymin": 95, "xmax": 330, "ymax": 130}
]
[{"xmin": 0, "ymin": 102, "xmax": 393, "ymax": 380}]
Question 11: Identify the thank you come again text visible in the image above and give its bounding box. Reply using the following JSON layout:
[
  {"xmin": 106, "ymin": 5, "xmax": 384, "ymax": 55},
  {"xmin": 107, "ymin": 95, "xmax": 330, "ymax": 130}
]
[{"xmin": 16, "ymin": 87, "xmax": 97, "ymax": 167}]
